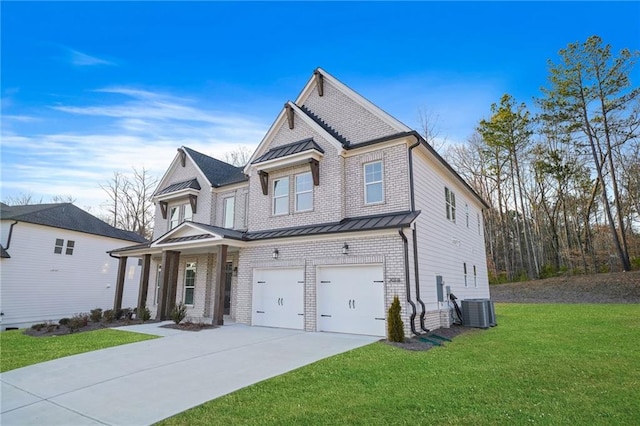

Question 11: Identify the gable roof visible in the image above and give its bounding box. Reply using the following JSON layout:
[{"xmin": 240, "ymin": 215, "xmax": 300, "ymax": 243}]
[
  {"xmin": 252, "ymin": 138, "xmax": 324, "ymax": 164},
  {"xmin": 182, "ymin": 147, "xmax": 248, "ymax": 187},
  {"xmin": 0, "ymin": 203, "xmax": 148, "ymax": 243}
]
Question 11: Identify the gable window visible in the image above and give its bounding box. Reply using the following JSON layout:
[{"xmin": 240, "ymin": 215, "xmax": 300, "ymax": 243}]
[
  {"xmin": 54, "ymin": 238, "xmax": 64, "ymax": 254},
  {"xmin": 463, "ymin": 262, "xmax": 468, "ymax": 287},
  {"xmin": 223, "ymin": 197, "xmax": 235, "ymax": 229},
  {"xmin": 273, "ymin": 177, "xmax": 289, "ymax": 215},
  {"xmin": 183, "ymin": 203, "xmax": 193, "ymax": 222},
  {"xmin": 445, "ymin": 187, "xmax": 456, "ymax": 222},
  {"xmin": 169, "ymin": 206, "xmax": 180, "ymax": 230},
  {"xmin": 295, "ymin": 172, "xmax": 313, "ymax": 212},
  {"xmin": 65, "ymin": 240, "xmax": 75, "ymax": 255},
  {"xmin": 184, "ymin": 262, "xmax": 196, "ymax": 305},
  {"xmin": 169, "ymin": 203, "xmax": 192, "ymax": 230},
  {"xmin": 364, "ymin": 161, "xmax": 384, "ymax": 204}
]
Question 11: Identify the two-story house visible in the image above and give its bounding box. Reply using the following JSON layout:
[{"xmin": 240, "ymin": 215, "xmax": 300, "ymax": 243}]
[{"xmin": 110, "ymin": 68, "xmax": 490, "ymax": 336}]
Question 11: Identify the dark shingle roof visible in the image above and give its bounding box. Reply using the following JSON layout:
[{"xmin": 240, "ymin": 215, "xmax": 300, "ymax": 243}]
[
  {"xmin": 252, "ymin": 138, "xmax": 325, "ymax": 164},
  {"xmin": 0, "ymin": 203, "xmax": 148, "ymax": 243},
  {"xmin": 246, "ymin": 210, "xmax": 420, "ymax": 240},
  {"xmin": 182, "ymin": 147, "xmax": 248, "ymax": 187},
  {"xmin": 156, "ymin": 178, "xmax": 201, "ymax": 196}
]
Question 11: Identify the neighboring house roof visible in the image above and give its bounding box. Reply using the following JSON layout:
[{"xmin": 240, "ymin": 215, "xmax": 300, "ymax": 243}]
[
  {"xmin": 251, "ymin": 138, "xmax": 325, "ymax": 164},
  {"xmin": 246, "ymin": 210, "xmax": 420, "ymax": 241},
  {"xmin": 0, "ymin": 203, "xmax": 148, "ymax": 243},
  {"xmin": 182, "ymin": 146, "xmax": 248, "ymax": 187},
  {"xmin": 155, "ymin": 178, "xmax": 201, "ymax": 196}
]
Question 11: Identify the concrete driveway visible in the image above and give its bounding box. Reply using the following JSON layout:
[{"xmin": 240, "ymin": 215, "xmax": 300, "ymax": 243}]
[{"xmin": 1, "ymin": 322, "xmax": 378, "ymax": 425}]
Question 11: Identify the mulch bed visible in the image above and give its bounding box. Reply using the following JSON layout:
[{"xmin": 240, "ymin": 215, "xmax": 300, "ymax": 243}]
[
  {"xmin": 386, "ymin": 324, "xmax": 478, "ymax": 351},
  {"xmin": 23, "ymin": 319, "xmax": 159, "ymax": 337},
  {"xmin": 160, "ymin": 322, "xmax": 218, "ymax": 331}
]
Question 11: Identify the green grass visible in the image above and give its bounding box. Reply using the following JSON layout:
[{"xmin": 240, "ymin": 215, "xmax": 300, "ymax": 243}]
[
  {"xmin": 159, "ymin": 304, "xmax": 640, "ymax": 425},
  {"xmin": 0, "ymin": 328, "xmax": 158, "ymax": 372}
]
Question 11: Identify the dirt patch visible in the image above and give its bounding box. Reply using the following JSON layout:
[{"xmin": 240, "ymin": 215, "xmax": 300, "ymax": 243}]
[
  {"xmin": 386, "ymin": 324, "xmax": 477, "ymax": 351},
  {"xmin": 160, "ymin": 322, "xmax": 218, "ymax": 332},
  {"xmin": 24, "ymin": 319, "xmax": 159, "ymax": 337},
  {"xmin": 490, "ymin": 270, "xmax": 640, "ymax": 304}
]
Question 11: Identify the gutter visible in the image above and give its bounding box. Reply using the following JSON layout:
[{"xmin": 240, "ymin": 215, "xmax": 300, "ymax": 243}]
[
  {"xmin": 408, "ymin": 139, "xmax": 429, "ymax": 332},
  {"xmin": 399, "ymin": 229, "xmax": 418, "ymax": 336},
  {"xmin": 4, "ymin": 221, "xmax": 18, "ymax": 250}
]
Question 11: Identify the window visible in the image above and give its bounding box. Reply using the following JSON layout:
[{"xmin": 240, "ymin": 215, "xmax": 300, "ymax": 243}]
[
  {"xmin": 273, "ymin": 177, "xmax": 289, "ymax": 215},
  {"xmin": 154, "ymin": 265, "xmax": 162, "ymax": 305},
  {"xmin": 465, "ymin": 203, "xmax": 469, "ymax": 228},
  {"xmin": 169, "ymin": 206, "xmax": 180, "ymax": 230},
  {"xmin": 474, "ymin": 265, "xmax": 478, "ymax": 288},
  {"xmin": 183, "ymin": 203, "xmax": 193, "ymax": 222},
  {"xmin": 184, "ymin": 262, "xmax": 196, "ymax": 305},
  {"xmin": 65, "ymin": 240, "xmax": 75, "ymax": 255},
  {"xmin": 169, "ymin": 203, "xmax": 192, "ymax": 230},
  {"xmin": 445, "ymin": 187, "xmax": 456, "ymax": 222},
  {"xmin": 463, "ymin": 263, "xmax": 468, "ymax": 287},
  {"xmin": 295, "ymin": 172, "xmax": 313, "ymax": 212},
  {"xmin": 223, "ymin": 197, "xmax": 235, "ymax": 228},
  {"xmin": 364, "ymin": 161, "xmax": 384, "ymax": 204},
  {"xmin": 54, "ymin": 238, "xmax": 64, "ymax": 254}
]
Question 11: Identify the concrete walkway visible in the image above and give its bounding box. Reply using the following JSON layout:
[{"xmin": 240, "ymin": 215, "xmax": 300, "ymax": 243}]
[{"xmin": 1, "ymin": 323, "xmax": 378, "ymax": 425}]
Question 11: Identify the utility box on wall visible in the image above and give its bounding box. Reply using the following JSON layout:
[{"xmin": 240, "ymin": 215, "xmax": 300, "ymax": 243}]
[{"xmin": 436, "ymin": 275, "xmax": 444, "ymax": 302}]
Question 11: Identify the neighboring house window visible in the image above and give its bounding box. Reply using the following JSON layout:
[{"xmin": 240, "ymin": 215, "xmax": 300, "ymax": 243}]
[
  {"xmin": 154, "ymin": 265, "xmax": 162, "ymax": 305},
  {"xmin": 169, "ymin": 206, "xmax": 180, "ymax": 229},
  {"xmin": 223, "ymin": 197, "xmax": 235, "ymax": 229},
  {"xmin": 445, "ymin": 187, "xmax": 456, "ymax": 222},
  {"xmin": 273, "ymin": 177, "xmax": 289, "ymax": 215},
  {"xmin": 474, "ymin": 265, "xmax": 478, "ymax": 288},
  {"xmin": 295, "ymin": 172, "xmax": 313, "ymax": 212},
  {"xmin": 184, "ymin": 262, "xmax": 196, "ymax": 305},
  {"xmin": 65, "ymin": 240, "xmax": 75, "ymax": 255},
  {"xmin": 463, "ymin": 262, "xmax": 468, "ymax": 287},
  {"xmin": 465, "ymin": 203, "xmax": 469, "ymax": 228},
  {"xmin": 364, "ymin": 161, "xmax": 384, "ymax": 204},
  {"xmin": 54, "ymin": 238, "xmax": 64, "ymax": 254}
]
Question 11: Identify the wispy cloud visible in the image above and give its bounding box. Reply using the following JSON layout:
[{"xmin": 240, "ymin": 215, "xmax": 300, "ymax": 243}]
[{"xmin": 67, "ymin": 48, "xmax": 115, "ymax": 67}]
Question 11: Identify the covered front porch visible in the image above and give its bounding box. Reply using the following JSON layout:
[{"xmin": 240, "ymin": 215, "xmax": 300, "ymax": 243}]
[{"xmin": 110, "ymin": 222, "xmax": 247, "ymax": 325}]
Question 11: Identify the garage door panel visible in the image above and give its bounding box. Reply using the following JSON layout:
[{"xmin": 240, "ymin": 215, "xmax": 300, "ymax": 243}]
[
  {"xmin": 252, "ymin": 268, "xmax": 304, "ymax": 330},
  {"xmin": 317, "ymin": 265, "xmax": 385, "ymax": 336}
]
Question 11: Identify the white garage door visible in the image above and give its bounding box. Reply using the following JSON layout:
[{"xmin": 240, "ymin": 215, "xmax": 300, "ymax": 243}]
[
  {"xmin": 252, "ymin": 268, "xmax": 304, "ymax": 330},
  {"xmin": 317, "ymin": 265, "xmax": 386, "ymax": 336}
]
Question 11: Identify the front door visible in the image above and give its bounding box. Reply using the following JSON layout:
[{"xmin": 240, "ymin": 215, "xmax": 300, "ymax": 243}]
[{"xmin": 224, "ymin": 262, "xmax": 233, "ymax": 315}]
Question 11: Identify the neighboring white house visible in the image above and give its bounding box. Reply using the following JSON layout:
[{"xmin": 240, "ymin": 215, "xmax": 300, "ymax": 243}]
[
  {"xmin": 0, "ymin": 203, "xmax": 148, "ymax": 330},
  {"xmin": 111, "ymin": 68, "xmax": 490, "ymax": 337}
]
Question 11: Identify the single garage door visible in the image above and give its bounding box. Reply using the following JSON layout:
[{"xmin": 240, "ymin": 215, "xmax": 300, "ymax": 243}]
[
  {"xmin": 252, "ymin": 268, "xmax": 304, "ymax": 330},
  {"xmin": 317, "ymin": 265, "xmax": 386, "ymax": 336}
]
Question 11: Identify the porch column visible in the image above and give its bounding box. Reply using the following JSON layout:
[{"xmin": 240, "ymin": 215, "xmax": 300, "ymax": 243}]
[
  {"xmin": 137, "ymin": 254, "xmax": 151, "ymax": 312},
  {"xmin": 113, "ymin": 256, "xmax": 128, "ymax": 312},
  {"xmin": 156, "ymin": 251, "xmax": 171, "ymax": 320},
  {"xmin": 213, "ymin": 244, "xmax": 228, "ymax": 326},
  {"xmin": 166, "ymin": 251, "xmax": 181, "ymax": 316}
]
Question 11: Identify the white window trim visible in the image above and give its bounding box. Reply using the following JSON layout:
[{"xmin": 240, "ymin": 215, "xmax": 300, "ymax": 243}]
[
  {"xmin": 445, "ymin": 187, "xmax": 456, "ymax": 223},
  {"xmin": 463, "ymin": 262, "xmax": 468, "ymax": 287},
  {"xmin": 364, "ymin": 161, "xmax": 384, "ymax": 205},
  {"xmin": 169, "ymin": 203, "xmax": 192, "ymax": 230},
  {"xmin": 223, "ymin": 196, "xmax": 235, "ymax": 229},
  {"xmin": 295, "ymin": 172, "xmax": 313, "ymax": 212},
  {"xmin": 272, "ymin": 177, "xmax": 289, "ymax": 216},
  {"xmin": 465, "ymin": 203, "xmax": 469, "ymax": 228},
  {"xmin": 54, "ymin": 238, "xmax": 64, "ymax": 254},
  {"xmin": 184, "ymin": 262, "xmax": 196, "ymax": 306}
]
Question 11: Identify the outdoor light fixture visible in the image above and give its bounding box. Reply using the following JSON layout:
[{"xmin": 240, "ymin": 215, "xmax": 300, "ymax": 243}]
[
  {"xmin": 233, "ymin": 266, "xmax": 238, "ymax": 276},
  {"xmin": 272, "ymin": 248, "xmax": 279, "ymax": 259},
  {"xmin": 342, "ymin": 243, "xmax": 349, "ymax": 255}
]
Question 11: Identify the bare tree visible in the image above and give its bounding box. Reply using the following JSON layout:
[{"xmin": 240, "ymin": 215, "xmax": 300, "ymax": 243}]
[
  {"xmin": 417, "ymin": 106, "xmax": 447, "ymax": 153},
  {"xmin": 223, "ymin": 146, "xmax": 253, "ymax": 167},
  {"xmin": 2, "ymin": 193, "xmax": 75, "ymax": 205}
]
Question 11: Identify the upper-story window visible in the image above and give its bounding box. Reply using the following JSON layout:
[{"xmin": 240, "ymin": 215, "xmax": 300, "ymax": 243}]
[
  {"xmin": 169, "ymin": 203, "xmax": 192, "ymax": 230},
  {"xmin": 273, "ymin": 177, "xmax": 289, "ymax": 215},
  {"xmin": 465, "ymin": 203, "xmax": 469, "ymax": 228},
  {"xmin": 445, "ymin": 187, "xmax": 456, "ymax": 222},
  {"xmin": 295, "ymin": 172, "xmax": 313, "ymax": 212},
  {"xmin": 54, "ymin": 238, "xmax": 75, "ymax": 255},
  {"xmin": 223, "ymin": 197, "xmax": 235, "ymax": 229},
  {"xmin": 364, "ymin": 161, "xmax": 384, "ymax": 204}
]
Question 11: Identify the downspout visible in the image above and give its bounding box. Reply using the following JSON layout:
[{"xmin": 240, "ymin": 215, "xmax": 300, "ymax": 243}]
[
  {"xmin": 4, "ymin": 221, "xmax": 18, "ymax": 250},
  {"xmin": 399, "ymin": 229, "xmax": 418, "ymax": 336},
  {"xmin": 408, "ymin": 137, "xmax": 429, "ymax": 332}
]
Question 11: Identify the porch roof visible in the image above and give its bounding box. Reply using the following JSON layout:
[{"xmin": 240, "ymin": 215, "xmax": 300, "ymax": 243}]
[
  {"xmin": 251, "ymin": 138, "xmax": 324, "ymax": 164},
  {"xmin": 155, "ymin": 178, "xmax": 201, "ymax": 196}
]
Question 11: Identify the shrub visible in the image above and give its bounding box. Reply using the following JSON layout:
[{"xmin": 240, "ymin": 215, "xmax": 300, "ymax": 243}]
[
  {"xmin": 68, "ymin": 313, "xmax": 89, "ymax": 333},
  {"xmin": 171, "ymin": 302, "xmax": 187, "ymax": 325},
  {"xmin": 120, "ymin": 308, "xmax": 133, "ymax": 320},
  {"xmin": 58, "ymin": 318, "xmax": 70, "ymax": 326},
  {"xmin": 137, "ymin": 306, "xmax": 151, "ymax": 322},
  {"xmin": 387, "ymin": 296, "xmax": 405, "ymax": 343},
  {"xmin": 103, "ymin": 309, "xmax": 116, "ymax": 322},
  {"xmin": 90, "ymin": 308, "xmax": 103, "ymax": 322},
  {"xmin": 31, "ymin": 322, "xmax": 48, "ymax": 331}
]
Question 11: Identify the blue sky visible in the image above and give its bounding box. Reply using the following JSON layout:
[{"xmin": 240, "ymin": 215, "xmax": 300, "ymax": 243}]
[{"xmin": 2, "ymin": 1, "xmax": 639, "ymax": 214}]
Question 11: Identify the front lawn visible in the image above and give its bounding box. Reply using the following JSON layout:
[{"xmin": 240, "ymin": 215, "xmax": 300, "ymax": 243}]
[
  {"xmin": 0, "ymin": 328, "xmax": 158, "ymax": 372},
  {"xmin": 159, "ymin": 304, "xmax": 640, "ymax": 425}
]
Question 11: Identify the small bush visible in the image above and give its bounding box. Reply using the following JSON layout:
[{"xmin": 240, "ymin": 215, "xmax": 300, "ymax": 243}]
[
  {"xmin": 103, "ymin": 309, "xmax": 116, "ymax": 322},
  {"xmin": 58, "ymin": 318, "xmax": 70, "ymax": 326},
  {"xmin": 31, "ymin": 323, "xmax": 48, "ymax": 331},
  {"xmin": 387, "ymin": 296, "xmax": 405, "ymax": 343},
  {"xmin": 120, "ymin": 308, "xmax": 133, "ymax": 320},
  {"xmin": 171, "ymin": 302, "xmax": 187, "ymax": 325},
  {"xmin": 90, "ymin": 308, "xmax": 103, "ymax": 322},
  {"xmin": 137, "ymin": 306, "xmax": 151, "ymax": 322},
  {"xmin": 68, "ymin": 313, "xmax": 89, "ymax": 333}
]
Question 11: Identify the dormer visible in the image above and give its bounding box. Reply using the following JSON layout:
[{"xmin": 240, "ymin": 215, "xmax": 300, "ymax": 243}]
[{"xmin": 154, "ymin": 178, "xmax": 200, "ymax": 222}]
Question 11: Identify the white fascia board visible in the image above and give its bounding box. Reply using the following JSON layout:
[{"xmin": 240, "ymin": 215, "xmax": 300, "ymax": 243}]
[
  {"xmin": 152, "ymin": 146, "xmax": 212, "ymax": 197},
  {"xmin": 254, "ymin": 149, "xmax": 324, "ymax": 173},
  {"xmin": 307, "ymin": 68, "xmax": 412, "ymax": 134},
  {"xmin": 152, "ymin": 188, "xmax": 200, "ymax": 202},
  {"xmin": 245, "ymin": 228, "xmax": 403, "ymax": 247},
  {"xmin": 341, "ymin": 137, "xmax": 411, "ymax": 158},
  {"xmin": 211, "ymin": 181, "xmax": 249, "ymax": 194},
  {"xmin": 244, "ymin": 109, "xmax": 288, "ymax": 174}
]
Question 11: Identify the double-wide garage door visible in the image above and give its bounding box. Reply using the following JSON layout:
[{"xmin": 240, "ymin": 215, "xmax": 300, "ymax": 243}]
[
  {"xmin": 252, "ymin": 268, "xmax": 304, "ymax": 330},
  {"xmin": 317, "ymin": 265, "xmax": 386, "ymax": 336}
]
